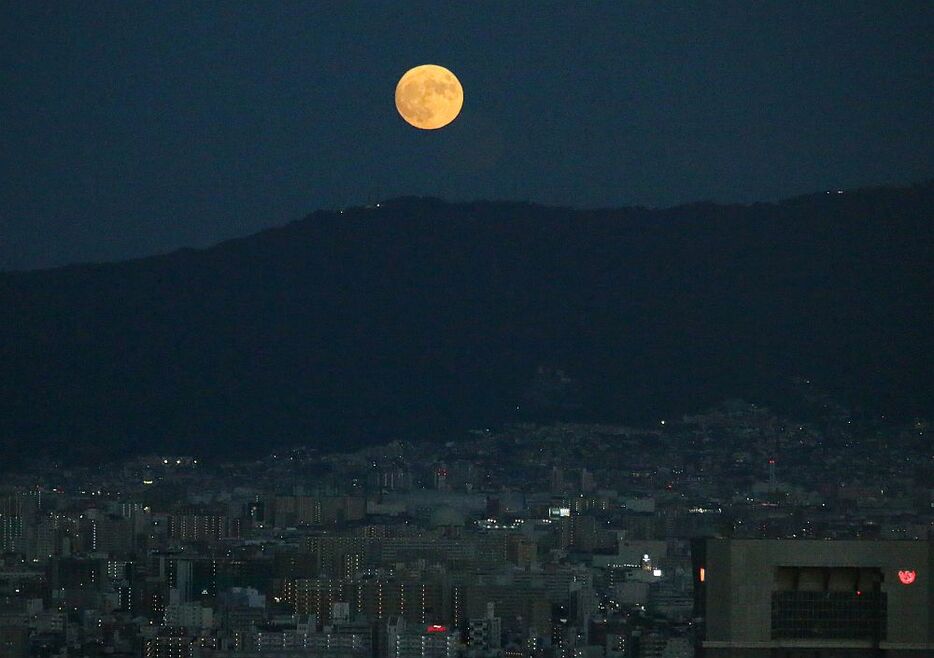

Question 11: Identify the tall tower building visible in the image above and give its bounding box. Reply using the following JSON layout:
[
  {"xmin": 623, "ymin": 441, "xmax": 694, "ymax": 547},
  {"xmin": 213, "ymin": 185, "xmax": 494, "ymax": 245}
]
[{"xmin": 693, "ymin": 539, "xmax": 933, "ymax": 656}]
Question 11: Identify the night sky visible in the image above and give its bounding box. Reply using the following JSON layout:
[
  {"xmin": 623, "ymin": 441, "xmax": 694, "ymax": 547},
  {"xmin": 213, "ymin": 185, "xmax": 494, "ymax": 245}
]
[{"xmin": 2, "ymin": 2, "xmax": 932, "ymax": 270}]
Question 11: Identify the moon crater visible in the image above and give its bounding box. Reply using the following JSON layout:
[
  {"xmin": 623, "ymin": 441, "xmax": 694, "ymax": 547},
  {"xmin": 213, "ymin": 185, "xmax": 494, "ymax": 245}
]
[{"xmin": 395, "ymin": 65, "xmax": 463, "ymax": 130}]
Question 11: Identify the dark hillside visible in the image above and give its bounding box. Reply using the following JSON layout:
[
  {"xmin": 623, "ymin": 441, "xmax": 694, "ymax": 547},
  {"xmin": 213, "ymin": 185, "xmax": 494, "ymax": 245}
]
[{"xmin": 1, "ymin": 183, "xmax": 931, "ymax": 465}]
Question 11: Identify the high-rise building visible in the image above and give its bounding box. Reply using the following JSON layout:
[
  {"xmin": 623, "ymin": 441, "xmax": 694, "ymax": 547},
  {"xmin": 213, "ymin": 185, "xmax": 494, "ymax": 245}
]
[
  {"xmin": 0, "ymin": 514, "xmax": 25, "ymax": 555},
  {"xmin": 168, "ymin": 512, "xmax": 231, "ymax": 543},
  {"xmin": 580, "ymin": 468, "xmax": 594, "ymax": 494},
  {"xmin": 386, "ymin": 617, "xmax": 459, "ymax": 658},
  {"xmin": 693, "ymin": 539, "xmax": 932, "ymax": 657},
  {"xmin": 143, "ymin": 628, "xmax": 197, "ymax": 658},
  {"xmin": 47, "ymin": 556, "xmax": 103, "ymax": 591},
  {"xmin": 468, "ymin": 603, "xmax": 502, "ymax": 652},
  {"xmin": 164, "ymin": 603, "xmax": 214, "ymax": 630}
]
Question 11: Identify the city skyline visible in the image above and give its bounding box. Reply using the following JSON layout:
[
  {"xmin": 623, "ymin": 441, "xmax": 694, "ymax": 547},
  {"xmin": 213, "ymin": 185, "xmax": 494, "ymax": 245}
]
[{"xmin": 1, "ymin": 4, "xmax": 931, "ymax": 656}]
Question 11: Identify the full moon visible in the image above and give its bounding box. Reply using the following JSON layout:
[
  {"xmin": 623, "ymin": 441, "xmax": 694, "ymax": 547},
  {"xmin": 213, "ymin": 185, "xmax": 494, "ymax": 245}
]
[{"xmin": 395, "ymin": 64, "xmax": 464, "ymax": 130}]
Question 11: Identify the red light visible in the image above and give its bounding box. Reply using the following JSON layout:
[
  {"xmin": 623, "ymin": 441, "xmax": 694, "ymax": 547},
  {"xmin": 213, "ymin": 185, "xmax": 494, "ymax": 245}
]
[
  {"xmin": 427, "ymin": 624, "xmax": 447, "ymax": 633},
  {"xmin": 856, "ymin": 590, "xmax": 862, "ymax": 596},
  {"xmin": 898, "ymin": 570, "xmax": 916, "ymax": 585}
]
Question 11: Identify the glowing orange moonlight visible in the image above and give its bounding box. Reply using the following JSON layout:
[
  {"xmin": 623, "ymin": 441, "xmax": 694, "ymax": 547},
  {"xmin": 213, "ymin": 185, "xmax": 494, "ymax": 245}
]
[{"xmin": 395, "ymin": 64, "xmax": 464, "ymax": 130}]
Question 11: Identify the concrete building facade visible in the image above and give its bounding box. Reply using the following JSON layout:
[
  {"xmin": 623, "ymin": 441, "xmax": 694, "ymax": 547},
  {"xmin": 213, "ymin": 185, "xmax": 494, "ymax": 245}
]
[{"xmin": 693, "ymin": 539, "xmax": 932, "ymax": 657}]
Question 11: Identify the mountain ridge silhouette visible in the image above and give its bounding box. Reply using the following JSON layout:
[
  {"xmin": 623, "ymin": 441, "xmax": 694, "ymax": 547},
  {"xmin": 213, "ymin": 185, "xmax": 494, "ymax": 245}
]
[{"xmin": 1, "ymin": 182, "xmax": 931, "ymax": 465}]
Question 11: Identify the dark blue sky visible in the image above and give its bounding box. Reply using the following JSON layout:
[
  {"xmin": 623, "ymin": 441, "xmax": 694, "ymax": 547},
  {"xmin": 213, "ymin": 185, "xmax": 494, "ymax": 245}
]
[{"xmin": 2, "ymin": 1, "xmax": 932, "ymax": 270}]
